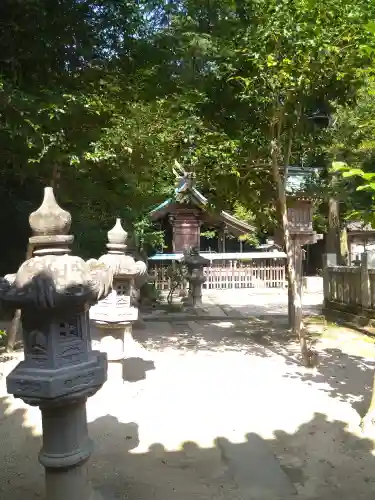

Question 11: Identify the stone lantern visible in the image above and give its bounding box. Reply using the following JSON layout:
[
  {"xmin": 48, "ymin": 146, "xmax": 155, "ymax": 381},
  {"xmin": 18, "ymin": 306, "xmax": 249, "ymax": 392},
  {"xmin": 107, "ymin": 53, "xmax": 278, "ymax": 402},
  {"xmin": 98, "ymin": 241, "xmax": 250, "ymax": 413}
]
[
  {"xmin": 183, "ymin": 247, "xmax": 209, "ymax": 307},
  {"xmin": 90, "ymin": 218, "xmax": 146, "ymax": 362},
  {"xmin": 281, "ymin": 167, "xmax": 323, "ymax": 327},
  {"xmin": 0, "ymin": 187, "xmax": 113, "ymax": 500}
]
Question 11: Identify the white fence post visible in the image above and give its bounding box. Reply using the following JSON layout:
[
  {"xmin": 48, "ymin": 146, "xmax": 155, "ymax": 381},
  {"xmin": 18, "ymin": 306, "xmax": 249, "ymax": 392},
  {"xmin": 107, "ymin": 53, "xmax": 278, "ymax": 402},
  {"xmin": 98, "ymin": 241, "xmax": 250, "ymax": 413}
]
[{"xmin": 149, "ymin": 252, "xmax": 288, "ymax": 291}]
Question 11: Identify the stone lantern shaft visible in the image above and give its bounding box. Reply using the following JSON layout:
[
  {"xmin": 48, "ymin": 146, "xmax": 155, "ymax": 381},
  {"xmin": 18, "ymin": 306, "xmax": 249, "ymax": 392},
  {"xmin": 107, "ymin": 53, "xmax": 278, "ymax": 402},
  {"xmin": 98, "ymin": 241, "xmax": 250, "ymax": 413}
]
[{"xmin": 183, "ymin": 247, "xmax": 209, "ymax": 307}]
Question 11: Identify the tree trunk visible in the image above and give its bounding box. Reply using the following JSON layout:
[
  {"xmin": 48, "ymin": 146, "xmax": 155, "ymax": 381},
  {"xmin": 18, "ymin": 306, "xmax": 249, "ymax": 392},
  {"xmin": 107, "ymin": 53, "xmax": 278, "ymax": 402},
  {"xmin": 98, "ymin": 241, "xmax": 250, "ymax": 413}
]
[
  {"xmin": 50, "ymin": 164, "xmax": 61, "ymax": 191},
  {"xmin": 6, "ymin": 242, "xmax": 33, "ymax": 351},
  {"xmin": 326, "ymin": 174, "xmax": 343, "ymax": 264},
  {"xmin": 340, "ymin": 226, "xmax": 348, "ymax": 265},
  {"xmin": 271, "ymin": 145, "xmax": 309, "ymax": 366}
]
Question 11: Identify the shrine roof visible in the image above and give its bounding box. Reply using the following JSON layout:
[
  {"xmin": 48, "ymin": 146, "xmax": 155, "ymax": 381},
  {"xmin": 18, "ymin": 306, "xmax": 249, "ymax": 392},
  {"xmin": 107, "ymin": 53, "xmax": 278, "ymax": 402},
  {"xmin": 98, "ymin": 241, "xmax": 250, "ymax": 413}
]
[{"xmin": 149, "ymin": 172, "xmax": 254, "ymax": 236}]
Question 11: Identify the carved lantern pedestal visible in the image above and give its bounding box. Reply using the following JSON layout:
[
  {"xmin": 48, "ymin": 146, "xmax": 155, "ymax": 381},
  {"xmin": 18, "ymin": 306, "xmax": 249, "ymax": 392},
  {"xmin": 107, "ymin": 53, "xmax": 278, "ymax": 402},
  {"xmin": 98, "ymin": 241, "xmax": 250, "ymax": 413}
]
[
  {"xmin": 90, "ymin": 219, "xmax": 146, "ymax": 382},
  {"xmin": 0, "ymin": 187, "xmax": 113, "ymax": 500},
  {"xmin": 183, "ymin": 248, "xmax": 209, "ymax": 307}
]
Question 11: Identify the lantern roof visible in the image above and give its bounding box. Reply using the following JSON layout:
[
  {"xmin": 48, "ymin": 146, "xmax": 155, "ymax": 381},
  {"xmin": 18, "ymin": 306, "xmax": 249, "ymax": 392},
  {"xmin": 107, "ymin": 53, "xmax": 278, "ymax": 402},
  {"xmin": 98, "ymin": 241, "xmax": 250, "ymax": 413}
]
[
  {"xmin": 98, "ymin": 218, "xmax": 143, "ymax": 277},
  {"xmin": 0, "ymin": 187, "xmax": 113, "ymax": 310}
]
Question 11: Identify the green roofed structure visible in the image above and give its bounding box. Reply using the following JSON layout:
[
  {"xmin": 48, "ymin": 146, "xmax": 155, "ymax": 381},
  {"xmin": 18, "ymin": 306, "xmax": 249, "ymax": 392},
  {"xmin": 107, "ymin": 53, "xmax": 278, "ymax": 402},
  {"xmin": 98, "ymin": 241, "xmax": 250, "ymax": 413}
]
[{"xmin": 149, "ymin": 169, "xmax": 254, "ymax": 253}]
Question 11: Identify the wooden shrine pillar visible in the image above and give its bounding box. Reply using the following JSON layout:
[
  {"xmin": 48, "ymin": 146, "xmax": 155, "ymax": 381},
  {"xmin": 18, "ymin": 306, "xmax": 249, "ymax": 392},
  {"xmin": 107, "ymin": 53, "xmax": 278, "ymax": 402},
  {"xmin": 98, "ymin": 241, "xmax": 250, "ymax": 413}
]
[
  {"xmin": 218, "ymin": 224, "xmax": 227, "ymax": 253},
  {"xmin": 169, "ymin": 207, "xmax": 201, "ymax": 252}
]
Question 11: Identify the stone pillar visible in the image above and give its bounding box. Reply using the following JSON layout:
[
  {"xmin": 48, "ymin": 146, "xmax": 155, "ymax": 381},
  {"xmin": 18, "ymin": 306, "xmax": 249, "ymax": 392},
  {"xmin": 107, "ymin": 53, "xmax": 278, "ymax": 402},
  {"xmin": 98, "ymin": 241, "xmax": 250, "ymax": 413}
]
[
  {"xmin": 170, "ymin": 208, "xmax": 201, "ymax": 252},
  {"xmin": 360, "ymin": 252, "xmax": 375, "ymax": 310},
  {"xmin": 90, "ymin": 219, "xmax": 144, "ymax": 370},
  {"xmin": 322, "ymin": 253, "xmax": 337, "ymax": 306},
  {"xmin": 0, "ymin": 187, "xmax": 112, "ymax": 500},
  {"xmin": 183, "ymin": 248, "xmax": 209, "ymax": 307}
]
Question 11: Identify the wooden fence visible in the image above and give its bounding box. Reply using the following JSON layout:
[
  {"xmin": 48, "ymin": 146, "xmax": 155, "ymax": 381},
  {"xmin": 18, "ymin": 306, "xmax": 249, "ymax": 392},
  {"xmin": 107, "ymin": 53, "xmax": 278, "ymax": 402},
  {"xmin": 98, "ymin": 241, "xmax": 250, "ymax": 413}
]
[
  {"xmin": 324, "ymin": 252, "xmax": 375, "ymax": 313},
  {"xmin": 325, "ymin": 266, "xmax": 362, "ymax": 307},
  {"xmin": 148, "ymin": 252, "xmax": 287, "ymax": 291}
]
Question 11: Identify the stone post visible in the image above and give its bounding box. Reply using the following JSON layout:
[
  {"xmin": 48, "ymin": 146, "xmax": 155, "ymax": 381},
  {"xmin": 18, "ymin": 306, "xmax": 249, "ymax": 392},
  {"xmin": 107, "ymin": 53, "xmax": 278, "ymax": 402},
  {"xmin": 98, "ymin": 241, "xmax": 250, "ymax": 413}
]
[
  {"xmin": 360, "ymin": 252, "xmax": 375, "ymax": 310},
  {"xmin": 0, "ymin": 187, "xmax": 113, "ymax": 500},
  {"xmin": 90, "ymin": 218, "xmax": 145, "ymax": 366},
  {"xmin": 183, "ymin": 248, "xmax": 209, "ymax": 307},
  {"xmin": 322, "ymin": 253, "xmax": 337, "ymax": 306}
]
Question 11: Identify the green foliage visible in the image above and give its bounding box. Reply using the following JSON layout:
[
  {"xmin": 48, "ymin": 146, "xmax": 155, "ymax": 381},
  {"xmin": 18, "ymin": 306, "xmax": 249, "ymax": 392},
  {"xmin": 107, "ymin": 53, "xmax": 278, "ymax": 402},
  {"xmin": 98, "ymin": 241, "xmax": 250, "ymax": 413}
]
[
  {"xmin": 133, "ymin": 217, "xmax": 165, "ymax": 254},
  {"xmin": 1, "ymin": 0, "xmax": 375, "ymax": 271},
  {"xmin": 328, "ymin": 77, "xmax": 375, "ymax": 224},
  {"xmin": 0, "ymin": 329, "xmax": 7, "ymax": 348},
  {"xmin": 200, "ymin": 230, "xmax": 217, "ymax": 239},
  {"xmin": 139, "ymin": 282, "xmax": 161, "ymax": 304},
  {"xmin": 166, "ymin": 262, "xmax": 188, "ymax": 304}
]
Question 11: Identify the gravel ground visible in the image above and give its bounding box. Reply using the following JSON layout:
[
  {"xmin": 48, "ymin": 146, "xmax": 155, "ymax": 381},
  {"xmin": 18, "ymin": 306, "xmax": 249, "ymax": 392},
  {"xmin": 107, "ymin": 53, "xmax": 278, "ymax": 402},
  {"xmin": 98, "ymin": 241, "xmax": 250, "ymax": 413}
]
[{"xmin": 0, "ymin": 317, "xmax": 375, "ymax": 499}]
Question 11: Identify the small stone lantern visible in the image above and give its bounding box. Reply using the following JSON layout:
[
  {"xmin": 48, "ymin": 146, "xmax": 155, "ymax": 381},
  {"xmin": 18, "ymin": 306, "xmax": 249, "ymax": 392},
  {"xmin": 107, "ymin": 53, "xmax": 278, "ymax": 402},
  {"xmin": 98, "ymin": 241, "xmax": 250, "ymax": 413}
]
[
  {"xmin": 183, "ymin": 247, "xmax": 209, "ymax": 307},
  {"xmin": 0, "ymin": 187, "xmax": 113, "ymax": 500},
  {"xmin": 90, "ymin": 218, "xmax": 146, "ymax": 361}
]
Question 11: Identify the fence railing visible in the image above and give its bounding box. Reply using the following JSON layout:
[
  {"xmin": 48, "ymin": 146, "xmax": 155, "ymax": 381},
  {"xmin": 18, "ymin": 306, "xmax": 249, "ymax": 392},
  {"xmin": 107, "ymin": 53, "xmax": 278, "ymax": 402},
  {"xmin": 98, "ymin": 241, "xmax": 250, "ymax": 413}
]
[
  {"xmin": 323, "ymin": 252, "xmax": 375, "ymax": 312},
  {"xmin": 148, "ymin": 252, "xmax": 287, "ymax": 291},
  {"xmin": 325, "ymin": 266, "xmax": 362, "ymax": 306}
]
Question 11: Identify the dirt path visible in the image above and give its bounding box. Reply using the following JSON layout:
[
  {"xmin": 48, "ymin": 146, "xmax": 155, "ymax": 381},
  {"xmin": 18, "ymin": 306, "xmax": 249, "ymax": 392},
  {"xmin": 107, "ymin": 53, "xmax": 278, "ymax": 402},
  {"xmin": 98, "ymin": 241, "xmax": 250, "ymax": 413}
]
[{"xmin": 0, "ymin": 318, "xmax": 375, "ymax": 499}]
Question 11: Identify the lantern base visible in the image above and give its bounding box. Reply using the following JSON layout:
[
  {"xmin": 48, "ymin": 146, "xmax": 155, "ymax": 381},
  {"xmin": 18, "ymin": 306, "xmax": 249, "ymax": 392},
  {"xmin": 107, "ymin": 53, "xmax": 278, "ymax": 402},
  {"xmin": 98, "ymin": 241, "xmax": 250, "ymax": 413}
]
[
  {"xmin": 93, "ymin": 321, "xmax": 138, "ymax": 361},
  {"xmin": 6, "ymin": 351, "xmax": 107, "ymax": 404}
]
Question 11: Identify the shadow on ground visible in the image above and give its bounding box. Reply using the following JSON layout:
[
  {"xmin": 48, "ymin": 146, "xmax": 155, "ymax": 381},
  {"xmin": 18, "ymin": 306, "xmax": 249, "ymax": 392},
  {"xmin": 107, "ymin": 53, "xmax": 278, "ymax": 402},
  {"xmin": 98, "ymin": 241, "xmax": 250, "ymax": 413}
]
[
  {"xmin": 1, "ymin": 395, "xmax": 375, "ymax": 500},
  {"xmin": 133, "ymin": 317, "xmax": 375, "ymax": 420},
  {"xmin": 141, "ymin": 302, "xmax": 323, "ymax": 321},
  {"xmin": 133, "ymin": 317, "xmax": 291, "ymax": 355},
  {"xmin": 121, "ymin": 357, "xmax": 155, "ymax": 383},
  {"xmin": 283, "ymin": 348, "xmax": 375, "ymax": 418}
]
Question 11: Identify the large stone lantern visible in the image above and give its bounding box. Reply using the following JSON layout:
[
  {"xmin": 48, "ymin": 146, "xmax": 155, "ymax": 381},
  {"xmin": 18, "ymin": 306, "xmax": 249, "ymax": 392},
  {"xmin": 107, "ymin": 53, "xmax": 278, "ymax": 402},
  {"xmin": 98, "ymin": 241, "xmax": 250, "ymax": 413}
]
[
  {"xmin": 183, "ymin": 247, "xmax": 209, "ymax": 307},
  {"xmin": 90, "ymin": 218, "xmax": 146, "ymax": 361},
  {"xmin": 0, "ymin": 187, "xmax": 113, "ymax": 500}
]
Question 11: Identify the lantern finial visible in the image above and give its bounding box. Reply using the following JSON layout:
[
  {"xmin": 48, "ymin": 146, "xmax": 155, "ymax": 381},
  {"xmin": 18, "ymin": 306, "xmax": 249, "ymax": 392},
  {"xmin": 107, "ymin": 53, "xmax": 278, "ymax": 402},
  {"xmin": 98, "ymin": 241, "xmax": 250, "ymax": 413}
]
[
  {"xmin": 29, "ymin": 186, "xmax": 73, "ymax": 255},
  {"xmin": 107, "ymin": 218, "xmax": 127, "ymax": 252}
]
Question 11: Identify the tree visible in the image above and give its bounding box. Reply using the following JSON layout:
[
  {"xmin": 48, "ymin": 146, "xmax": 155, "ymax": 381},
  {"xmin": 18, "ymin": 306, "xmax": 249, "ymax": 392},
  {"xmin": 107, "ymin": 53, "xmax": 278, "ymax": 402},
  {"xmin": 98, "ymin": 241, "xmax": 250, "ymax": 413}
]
[
  {"xmin": 141, "ymin": 0, "xmax": 375, "ymax": 364},
  {"xmin": 0, "ymin": 0, "xmax": 160, "ymax": 268},
  {"xmin": 330, "ymin": 77, "xmax": 375, "ymax": 225},
  {"xmin": 330, "ymin": 76, "xmax": 375, "ymax": 429}
]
